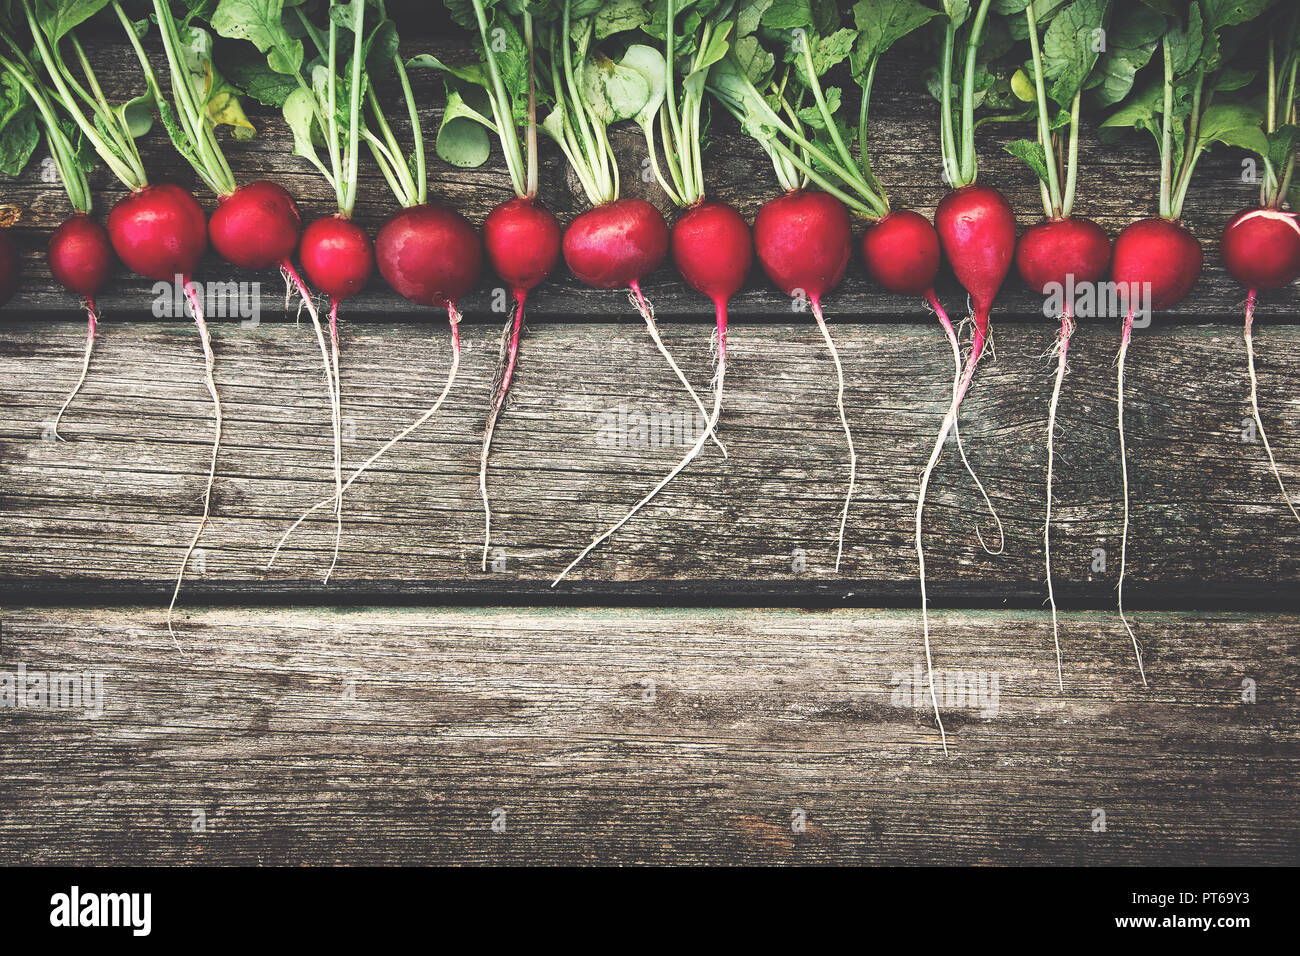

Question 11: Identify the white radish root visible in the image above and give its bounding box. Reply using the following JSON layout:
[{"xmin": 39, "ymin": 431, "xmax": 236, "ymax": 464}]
[
  {"xmin": 810, "ymin": 297, "xmax": 856, "ymax": 572},
  {"xmin": 1115, "ymin": 308, "xmax": 1148, "ymax": 685},
  {"xmin": 927, "ymin": 291, "xmax": 1005, "ymax": 555},
  {"xmin": 267, "ymin": 306, "xmax": 463, "ymax": 580},
  {"xmin": 1043, "ymin": 308, "xmax": 1075, "ymax": 692},
  {"xmin": 630, "ymin": 280, "xmax": 726, "ymax": 458},
  {"xmin": 552, "ymin": 303, "xmax": 728, "ymax": 586},
  {"xmin": 912, "ymin": 315, "xmax": 990, "ymax": 755},
  {"xmin": 166, "ymin": 281, "xmax": 222, "ymax": 651},
  {"xmin": 51, "ymin": 299, "xmax": 99, "ymax": 441},
  {"xmin": 281, "ymin": 262, "xmax": 343, "ymax": 585},
  {"xmin": 1244, "ymin": 288, "xmax": 1300, "ymax": 524}
]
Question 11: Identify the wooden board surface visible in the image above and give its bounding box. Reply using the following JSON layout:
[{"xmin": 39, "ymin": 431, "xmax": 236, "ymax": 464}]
[
  {"xmin": 3, "ymin": 25, "xmax": 1299, "ymax": 867},
  {"xmin": 1, "ymin": 605, "xmax": 1294, "ymax": 866},
  {"xmin": 3, "ymin": 317, "xmax": 1299, "ymax": 605}
]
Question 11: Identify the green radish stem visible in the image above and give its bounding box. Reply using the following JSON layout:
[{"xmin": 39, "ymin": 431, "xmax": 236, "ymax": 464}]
[
  {"xmin": 1044, "ymin": 308, "xmax": 1075, "ymax": 691},
  {"xmin": 1115, "ymin": 308, "xmax": 1149, "ymax": 686},
  {"xmin": 1244, "ymin": 289, "xmax": 1300, "ymax": 524},
  {"xmin": 268, "ymin": 310, "xmax": 463, "ymax": 578},
  {"xmin": 166, "ymin": 281, "xmax": 221, "ymax": 652}
]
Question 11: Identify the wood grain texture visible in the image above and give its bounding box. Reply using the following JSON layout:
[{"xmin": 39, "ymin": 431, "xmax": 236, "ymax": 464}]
[
  {"xmin": 0, "ymin": 605, "xmax": 1293, "ymax": 866},
  {"xmin": 2, "ymin": 317, "xmax": 1299, "ymax": 603},
  {"xmin": 0, "ymin": 47, "xmax": 1290, "ymax": 321}
]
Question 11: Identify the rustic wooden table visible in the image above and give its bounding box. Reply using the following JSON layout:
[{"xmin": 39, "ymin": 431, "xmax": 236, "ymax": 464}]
[{"xmin": 2, "ymin": 38, "xmax": 1298, "ymax": 865}]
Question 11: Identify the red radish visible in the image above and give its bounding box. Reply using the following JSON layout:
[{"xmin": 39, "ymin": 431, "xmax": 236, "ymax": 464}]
[
  {"xmin": 553, "ymin": 198, "xmax": 753, "ymax": 584},
  {"xmin": 208, "ymin": 180, "xmax": 301, "ymax": 270},
  {"xmin": 0, "ymin": 228, "xmax": 19, "ymax": 308},
  {"xmin": 377, "ymin": 203, "xmax": 481, "ymax": 309},
  {"xmin": 299, "ymin": 215, "xmax": 375, "ymax": 551},
  {"xmin": 909, "ymin": 0, "xmax": 1013, "ymax": 752},
  {"xmin": 754, "ymin": 188, "xmax": 858, "ymax": 570},
  {"xmin": 108, "ymin": 183, "xmax": 217, "ymax": 646},
  {"xmin": 1015, "ymin": 217, "xmax": 1111, "ymax": 296},
  {"xmin": 48, "ymin": 214, "xmax": 115, "ymax": 438},
  {"xmin": 269, "ymin": 202, "xmax": 482, "ymax": 570},
  {"xmin": 1111, "ymin": 217, "xmax": 1202, "ymax": 312},
  {"xmin": 107, "ymin": 183, "xmax": 208, "ymax": 283},
  {"xmin": 861, "ymin": 208, "xmax": 940, "ymax": 298},
  {"xmin": 480, "ymin": 196, "xmax": 561, "ymax": 567},
  {"xmin": 934, "ymin": 183, "xmax": 1016, "ymax": 389},
  {"xmin": 1010, "ymin": 0, "xmax": 1114, "ymax": 688},
  {"xmin": 267, "ymin": 0, "xmax": 487, "ymax": 574},
  {"xmin": 1222, "ymin": 207, "xmax": 1300, "ymax": 524},
  {"xmin": 563, "ymin": 198, "xmax": 669, "ymax": 290},
  {"xmin": 549, "ymin": 0, "xmax": 756, "ymax": 583},
  {"xmin": 299, "ymin": 215, "xmax": 374, "ymax": 302}
]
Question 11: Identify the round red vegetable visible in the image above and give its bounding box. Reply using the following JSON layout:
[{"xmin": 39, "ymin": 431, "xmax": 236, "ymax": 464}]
[
  {"xmin": 107, "ymin": 183, "xmax": 208, "ymax": 282},
  {"xmin": 861, "ymin": 209, "xmax": 941, "ymax": 297},
  {"xmin": 671, "ymin": 199, "xmax": 753, "ymax": 307},
  {"xmin": 376, "ymin": 203, "xmax": 481, "ymax": 308},
  {"xmin": 1111, "ymin": 217, "xmax": 1202, "ymax": 311},
  {"xmin": 49, "ymin": 213, "xmax": 114, "ymax": 299},
  {"xmin": 300, "ymin": 215, "xmax": 375, "ymax": 302},
  {"xmin": 753, "ymin": 189, "xmax": 851, "ymax": 300},
  {"xmin": 1015, "ymin": 216, "xmax": 1111, "ymax": 295},
  {"xmin": 1220, "ymin": 207, "xmax": 1300, "ymax": 291},
  {"xmin": 484, "ymin": 196, "xmax": 561, "ymax": 295},
  {"xmin": 208, "ymin": 180, "xmax": 303, "ymax": 271},
  {"xmin": 563, "ymin": 197, "xmax": 668, "ymax": 290}
]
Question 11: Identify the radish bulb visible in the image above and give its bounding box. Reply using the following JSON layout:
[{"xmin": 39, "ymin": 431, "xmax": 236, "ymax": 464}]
[
  {"xmin": 1223, "ymin": 209, "xmax": 1300, "ymax": 522},
  {"xmin": 410, "ymin": 2, "xmax": 565, "ymax": 568},
  {"xmin": 1095, "ymin": 0, "xmax": 1284, "ymax": 678},
  {"xmin": 911, "ymin": 0, "xmax": 1016, "ymax": 751}
]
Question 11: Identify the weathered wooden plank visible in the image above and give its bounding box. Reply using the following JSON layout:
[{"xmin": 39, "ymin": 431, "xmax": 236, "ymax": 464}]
[
  {"xmin": 2, "ymin": 317, "xmax": 1299, "ymax": 602},
  {"xmin": 0, "ymin": 605, "xmax": 1293, "ymax": 865},
  {"xmin": 0, "ymin": 47, "xmax": 1288, "ymax": 321}
]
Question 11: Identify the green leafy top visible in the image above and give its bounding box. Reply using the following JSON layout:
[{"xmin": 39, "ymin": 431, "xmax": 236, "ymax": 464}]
[
  {"xmin": 7, "ymin": 0, "xmax": 151, "ymax": 191},
  {"xmin": 409, "ymin": 0, "xmax": 541, "ymax": 199},
  {"xmin": 536, "ymin": 0, "xmax": 658, "ymax": 206},
  {"xmin": 931, "ymin": 0, "xmax": 1013, "ymax": 189},
  {"xmin": 0, "ymin": 36, "xmax": 94, "ymax": 211},
  {"xmin": 110, "ymin": 0, "xmax": 261, "ymax": 199},
  {"xmin": 211, "ymin": 0, "xmax": 390, "ymax": 213},
  {"xmin": 706, "ymin": 0, "xmax": 931, "ymax": 214},
  {"xmin": 631, "ymin": 0, "xmax": 734, "ymax": 207},
  {"xmin": 1003, "ymin": 0, "xmax": 1111, "ymax": 219},
  {"xmin": 1101, "ymin": 0, "xmax": 1275, "ymax": 219}
]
